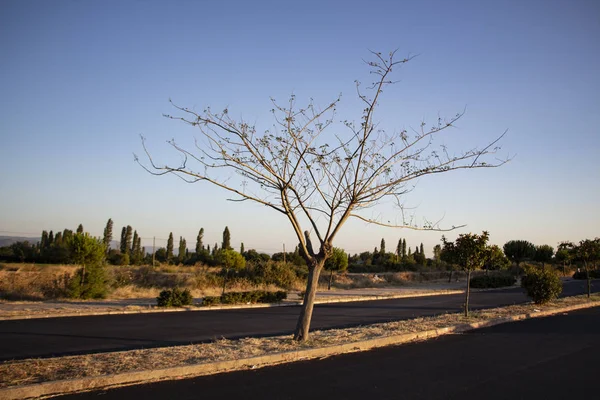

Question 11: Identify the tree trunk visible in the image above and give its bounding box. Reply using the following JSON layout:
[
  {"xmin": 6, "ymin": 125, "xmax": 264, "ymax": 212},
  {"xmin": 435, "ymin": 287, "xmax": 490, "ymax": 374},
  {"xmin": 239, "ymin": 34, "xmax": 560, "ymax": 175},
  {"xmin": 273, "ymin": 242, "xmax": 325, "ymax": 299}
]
[
  {"xmin": 465, "ymin": 270, "xmax": 472, "ymax": 317},
  {"xmin": 448, "ymin": 270, "xmax": 453, "ymax": 283},
  {"xmin": 328, "ymin": 270, "xmax": 334, "ymax": 290},
  {"xmin": 294, "ymin": 261, "xmax": 324, "ymax": 341},
  {"xmin": 221, "ymin": 268, "xmax": 228, "ymax": 296},
  {"xmin": 585, "ymin": 263, "xmax": 591, "ymax": 298}
]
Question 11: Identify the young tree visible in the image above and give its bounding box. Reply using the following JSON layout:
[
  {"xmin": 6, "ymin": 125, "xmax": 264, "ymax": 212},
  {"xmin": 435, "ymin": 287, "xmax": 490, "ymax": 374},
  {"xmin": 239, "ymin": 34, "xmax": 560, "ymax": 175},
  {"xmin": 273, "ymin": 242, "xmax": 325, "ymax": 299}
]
[
  {"xmin": 138, "ymin": 51, "xmax": 507, "ymax": 341},
  {"xmin": 503, "ymin": 240, "xmax": 535, "ymax": 268},
  {"xmin": 533, "ymin": 244, "xmax": 554, "ymax": 269},
  {"xmin": 222, "ymin": 226, "xmax": 232, "ymax": 250},
  {"xmin": 441, "ymin": 231, "xmax": 490, "ymax": 316},
  {"xmin": 574, "ymin": 238, "xmax": 600, "ymax": 298},
  {"xmin": 67, "ymin": 232, "xmax": 108, "ymax": 299},
  {"xmin": 555, "ymin": 241, "xmax": 574, "ymax": 276},
  {"xmin": 166, "ymin": 232, "xmax": 174, "ymax": 261},
  {"xmin": 484, "ymin": 244, "xmax": 510, "ymax": 271},
  {"xmin": 103, "ymin": 218, "xmax": 113, "ymax": 253},
  {"xmin": 324, "ymin": 247, "xmax": 349, "ymax": 290}
]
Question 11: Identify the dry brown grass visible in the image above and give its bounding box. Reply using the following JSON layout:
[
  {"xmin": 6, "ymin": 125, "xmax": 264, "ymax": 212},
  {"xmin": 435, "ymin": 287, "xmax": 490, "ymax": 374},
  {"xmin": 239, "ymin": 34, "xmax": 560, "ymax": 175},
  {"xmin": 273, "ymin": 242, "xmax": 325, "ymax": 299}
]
[{"xmin": 2, "ymin": 293, "xmax": 598, "ymax": 389}]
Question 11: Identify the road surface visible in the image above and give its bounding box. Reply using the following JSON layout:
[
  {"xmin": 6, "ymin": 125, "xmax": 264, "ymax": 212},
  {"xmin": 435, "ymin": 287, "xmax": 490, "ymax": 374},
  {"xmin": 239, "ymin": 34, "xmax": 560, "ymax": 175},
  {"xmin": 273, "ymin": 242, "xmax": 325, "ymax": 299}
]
[
  {"xmin": 56, "ymin": 306, "xmax": 600, "ymax": 399},
  {"xmin": 0, "ymin": 279, "xmax": 596, "ymax": 361}
]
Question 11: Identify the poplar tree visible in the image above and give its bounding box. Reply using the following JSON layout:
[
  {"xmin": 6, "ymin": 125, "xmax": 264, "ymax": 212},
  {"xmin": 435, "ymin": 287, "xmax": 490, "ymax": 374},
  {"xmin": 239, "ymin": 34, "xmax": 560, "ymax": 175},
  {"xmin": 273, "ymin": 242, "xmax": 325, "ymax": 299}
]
[
  {"xmin": 178, "ymin": 236, "xmax": 187, "ymax": 263},
  {"xmin": 166, "ymin": 232, "xmax": 174, "ymax": 261}
]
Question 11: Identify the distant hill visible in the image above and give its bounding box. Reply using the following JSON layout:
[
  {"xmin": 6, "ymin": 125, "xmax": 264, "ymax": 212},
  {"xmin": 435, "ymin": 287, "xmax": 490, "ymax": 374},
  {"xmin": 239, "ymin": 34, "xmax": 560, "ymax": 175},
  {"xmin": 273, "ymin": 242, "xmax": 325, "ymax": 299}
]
[
  {"xmin": 0, "ymin": 236, "xmax": 120, "ymax": 249},
  {"xmin": 0, "ymin": 236, "xmax": 40, "ymax": 247}
]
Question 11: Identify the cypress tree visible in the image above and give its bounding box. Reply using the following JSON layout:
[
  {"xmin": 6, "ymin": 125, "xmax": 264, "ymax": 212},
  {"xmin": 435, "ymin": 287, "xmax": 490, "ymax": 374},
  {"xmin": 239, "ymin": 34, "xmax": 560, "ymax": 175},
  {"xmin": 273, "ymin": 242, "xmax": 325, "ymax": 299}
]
[
  {"xmin": 77, "ymin": 224, "xmax": 84, "ymax": 234},
  {"xmin": 196, "ymin": 228, "xmax": 204, "ymax": 255},
  {"xmin": 124, "ymin": 226, "xmax": 133, "ymax": 256},
  {"xmin": 402, "ymin": 239, "xmax": 407, "ymax": 257},
  {"xmin": 380, "ymin": 238, "xmax": 386, "ymax": 256},
  {"xmin": 222, "ymin": 226, "xmax": 231, "ymax": 250},
  {"xmin": 54, "ymin": 232, "xmax": 63, "ymax": 246},
  {"xmin": 420, "ymin": 243, "xmax": 425, "ymax": 257},
  {"xmin": 240, "ymin": 242, "xmax": 245, "ymax": 254},
  {"xmin": 48, "ymin": 230, "xmax": 54, "ymax": 245},
  {"xmin": 120, "ymin": 227, "xmax": 127, "ymax": 254},
  {"xmin": 166, "ymin": 232, "xmax": 174, "ymax": 260},
  {"xmin": 103, "ymin": 218, "xmax": 113, "ymax": 251},
  {"xmin": 41, "ymin": 230, "xmax": 49, "ymax": 250}
]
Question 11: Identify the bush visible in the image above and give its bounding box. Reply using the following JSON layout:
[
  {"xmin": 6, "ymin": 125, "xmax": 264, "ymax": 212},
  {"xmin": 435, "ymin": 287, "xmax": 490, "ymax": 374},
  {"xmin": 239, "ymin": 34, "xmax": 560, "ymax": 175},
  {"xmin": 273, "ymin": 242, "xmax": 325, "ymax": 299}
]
[
  {"xmin": 156, "ymin": 288, "xmax": 194, "ymax": 307},
  {"xmin": 67, "ymin": 264, "xmax": 109, "ymax": 299},
  {"xmin": 572, "ymin": 269, "xmax": 600, "ymax": 280},
  {"xmin": 470, "ymin": 275, "xmax": 516, "ymax": 289},
  {"xmin": 201, "ymin": 290, "xmax": 286, "ymax": 306},
  {"xmin": 521, "ymin": 268, "xmax": 562, "ymax": 304}
]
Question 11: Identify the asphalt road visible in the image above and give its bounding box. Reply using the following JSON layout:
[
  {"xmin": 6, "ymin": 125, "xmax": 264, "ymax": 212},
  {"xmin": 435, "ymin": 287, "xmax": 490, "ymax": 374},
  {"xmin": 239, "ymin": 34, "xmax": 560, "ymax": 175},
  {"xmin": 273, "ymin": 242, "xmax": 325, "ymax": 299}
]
[
  {"xmin": 0, "ymin": 279, "xmax": 596, "ymax": 361},
  {"xmin": 57, "ymin": 306, "xmax": 600, "ymax": 400}
]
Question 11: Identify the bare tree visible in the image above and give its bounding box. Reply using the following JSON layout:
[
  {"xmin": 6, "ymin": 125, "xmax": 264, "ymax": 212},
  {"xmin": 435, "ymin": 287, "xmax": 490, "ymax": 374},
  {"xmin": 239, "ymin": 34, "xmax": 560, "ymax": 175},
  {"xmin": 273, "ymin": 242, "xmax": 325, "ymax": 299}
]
[{"xmin": 137, "ymin": 51, "xmax": 509, "ymax": 341}]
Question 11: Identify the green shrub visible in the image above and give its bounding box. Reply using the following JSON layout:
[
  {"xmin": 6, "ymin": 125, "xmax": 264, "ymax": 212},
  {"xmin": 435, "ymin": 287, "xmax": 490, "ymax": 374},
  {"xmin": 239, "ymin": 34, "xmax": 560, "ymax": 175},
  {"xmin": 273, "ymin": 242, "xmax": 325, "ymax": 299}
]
[
  {"xmin": 470, "ymin": 275, "xmax": 516, "ymax": 289},
  {"xmin": 201, "ymin": 290, "xmax": 287, "ymax": 306},
  {"xmin": 67, "ymin": 264, "xmax": 109, "ymax": 299},
  {"xmin": 521, "ymin": 268, "xmax": 563, "ymax": 304},
  {"xmin": 572, "ymin": 269, "xmax": 600, "ymax": 280},
  {"xmin": 156, "ymin": 288, "xmax": 194, "ymax": 307}
]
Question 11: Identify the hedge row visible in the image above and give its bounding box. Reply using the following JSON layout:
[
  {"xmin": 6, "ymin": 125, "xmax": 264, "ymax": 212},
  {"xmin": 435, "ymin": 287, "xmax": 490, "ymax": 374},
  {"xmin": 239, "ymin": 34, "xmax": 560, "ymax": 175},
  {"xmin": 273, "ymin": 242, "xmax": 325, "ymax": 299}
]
[
  {"xmin": 156, "ymin": 288, "xmax": 193, "ymax": 307},
  {"xmin": 469, "ymin": 275, "xmax": 516, "ymax": 289},
  {"xmin": 202, "ymin": 290, "xmax": 287, "ymax": 306}
]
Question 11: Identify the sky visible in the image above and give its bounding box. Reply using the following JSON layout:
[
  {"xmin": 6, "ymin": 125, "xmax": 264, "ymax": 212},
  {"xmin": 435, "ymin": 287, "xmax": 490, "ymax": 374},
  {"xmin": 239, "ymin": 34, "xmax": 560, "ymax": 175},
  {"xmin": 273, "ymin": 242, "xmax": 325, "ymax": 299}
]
[{"xmin": 1, "ymin": 0, "xmax": 599, "ymax": 256}]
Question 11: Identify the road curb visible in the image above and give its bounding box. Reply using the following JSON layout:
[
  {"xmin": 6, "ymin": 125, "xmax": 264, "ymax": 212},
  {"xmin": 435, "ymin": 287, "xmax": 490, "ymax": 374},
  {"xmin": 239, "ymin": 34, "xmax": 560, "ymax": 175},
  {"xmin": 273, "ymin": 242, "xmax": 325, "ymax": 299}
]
[{"xmin": 2, "ymin": 300, "xmax": 598, "ymax": 400}]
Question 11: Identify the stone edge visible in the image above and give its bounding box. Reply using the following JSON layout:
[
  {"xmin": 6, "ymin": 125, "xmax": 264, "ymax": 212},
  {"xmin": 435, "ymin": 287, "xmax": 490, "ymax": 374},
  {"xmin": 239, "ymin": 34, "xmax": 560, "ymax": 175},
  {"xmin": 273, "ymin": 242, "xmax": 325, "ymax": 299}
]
[{"xmin": 1, "ymin": 300, "xmax": 598, "ymax": 400}]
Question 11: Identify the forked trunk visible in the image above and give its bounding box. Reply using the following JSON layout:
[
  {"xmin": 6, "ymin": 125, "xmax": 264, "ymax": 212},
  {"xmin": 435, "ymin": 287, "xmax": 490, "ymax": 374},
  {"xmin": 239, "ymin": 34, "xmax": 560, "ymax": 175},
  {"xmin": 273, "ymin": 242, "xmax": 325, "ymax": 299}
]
[
  {"xmin": 465, "ymin": 269, "xmax": 472, "ymax": 317},
  {"xmin": 294, "ymin": 261, "xmax": 324, "ymax": 341}
]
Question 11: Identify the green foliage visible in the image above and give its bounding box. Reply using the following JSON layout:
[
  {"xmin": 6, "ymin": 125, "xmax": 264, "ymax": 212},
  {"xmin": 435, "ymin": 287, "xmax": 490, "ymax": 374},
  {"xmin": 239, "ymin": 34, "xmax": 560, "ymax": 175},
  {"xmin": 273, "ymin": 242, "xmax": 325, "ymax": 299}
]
[
  {"xmin": 469, "ymin": 274, "xmax": 516, "ymax": 289},
  {"xmin": 67, "ymin": 263, "xmax": 108, "ymax": 299},
  {"xmin": 534, "ymin": 245, "xmax": 554, "ymax": 265},
  {"xmin": 68, "ymin": 233, "xmax": 106, "ymax": 266},
  {"xmin": 202, "ymin": 290, "xmax": 287, "ymax": 306},
  {"xmin": 521, "ymin": 267, "xmax": 563, "ymax": 304},
  {"xmin": 222, "ymin": 226, "xmax": 232, "ymax": 250},
  {"xmin": 324, "ymin": 247, "xmax": 348, "ymax": 272},
  {"xmin": 166, "ymin": 232, "xmax": 174, "ymax": 261},
  {"xmin": 66, "ymin": 233, "xmax": 108, "ymax": 299},
  {"xmin": 503, "ymin": 240, "xmax": 536, "ymax": 266},
  {"xmin": 216, "ymin": 249, "xmax": 246, "ymax": 270},
  {"xmin": 156, "ymin": 288, "xmax": 194, "ymax": 307},
  {"xmin": 103, "ymin": 218, "xmax": 113, "ymax": 251},
  {"xmin": 441, "ymin": 231, "xmax": 490, "ymax": 272},
  {"xmin": 484, "ymin": 245, "xmax": 511, "ymax": 270}
]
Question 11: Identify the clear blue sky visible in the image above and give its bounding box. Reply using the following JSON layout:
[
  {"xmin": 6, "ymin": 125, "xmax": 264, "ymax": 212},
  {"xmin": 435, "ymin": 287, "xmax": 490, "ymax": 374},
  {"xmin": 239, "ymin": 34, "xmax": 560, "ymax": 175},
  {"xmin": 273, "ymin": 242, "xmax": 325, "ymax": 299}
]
[{"xmin": 1, "ymin": 0, "xmax": 598, "ymax": 256}]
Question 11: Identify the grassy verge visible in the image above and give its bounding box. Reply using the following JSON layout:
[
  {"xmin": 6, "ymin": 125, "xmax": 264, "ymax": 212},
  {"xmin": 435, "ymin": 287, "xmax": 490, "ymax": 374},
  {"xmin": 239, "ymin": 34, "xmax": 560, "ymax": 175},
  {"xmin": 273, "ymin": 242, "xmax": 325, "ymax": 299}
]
[{"xmin": 2, "ymin": 293, "xmax": 598, "ymax": 390}]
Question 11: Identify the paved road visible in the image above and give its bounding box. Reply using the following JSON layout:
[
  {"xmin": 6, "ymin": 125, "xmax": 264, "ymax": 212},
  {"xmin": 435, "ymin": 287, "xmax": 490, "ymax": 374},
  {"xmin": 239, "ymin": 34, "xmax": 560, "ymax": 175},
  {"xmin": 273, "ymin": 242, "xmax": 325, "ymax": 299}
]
[
  {"xmin": 56, "ymin": 306, "xmax": 600, "ymax": 400},
  {"xmin": 0, "ymin": 280, "xmax": 596, "ymax": 361}
]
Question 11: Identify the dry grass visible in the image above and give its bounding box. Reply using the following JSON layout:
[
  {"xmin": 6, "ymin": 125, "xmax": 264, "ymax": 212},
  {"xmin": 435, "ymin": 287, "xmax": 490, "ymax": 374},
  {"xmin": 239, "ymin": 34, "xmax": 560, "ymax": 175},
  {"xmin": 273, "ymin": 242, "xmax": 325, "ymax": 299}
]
[{"xmin": 2, "ymin": 293, "xmax": 598, "ymax": 389}]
